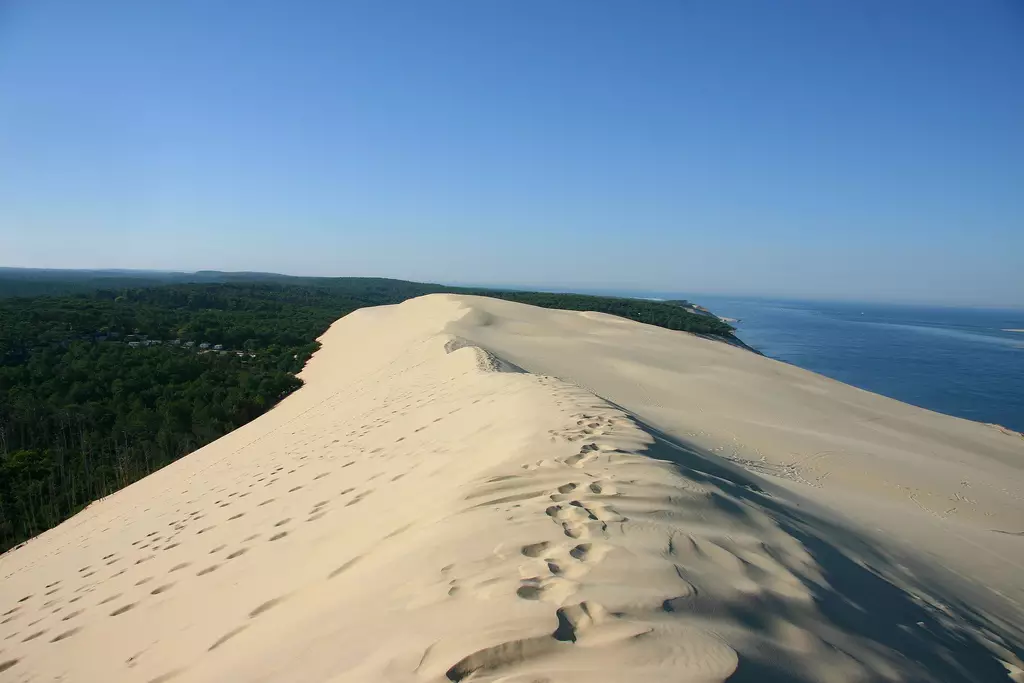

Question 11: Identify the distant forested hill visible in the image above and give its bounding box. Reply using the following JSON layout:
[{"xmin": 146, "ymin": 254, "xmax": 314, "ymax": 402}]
[
  {"xmin": 0, "ymin": 268, "xmax": 444, "ymax": 299},
  {"xmin": 0, "ymin": 274, "xmax": 735, "ymax": 551}
]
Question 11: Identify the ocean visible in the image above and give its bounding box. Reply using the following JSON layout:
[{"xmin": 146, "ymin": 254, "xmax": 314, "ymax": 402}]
[
  {"xmin": 690, "ymin": 296, "xmax": 1024, "ymax": 432},
  {"xmin": 549, "ymin": 286, "xmax": 1024, "ymax": 432}
]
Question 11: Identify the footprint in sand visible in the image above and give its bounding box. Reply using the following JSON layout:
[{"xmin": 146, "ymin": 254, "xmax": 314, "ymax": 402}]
[
  {"xmin": 345, "ymin": 491, "xmax": 372, "ymax": 507},
  {"xmin": 328, "ymin": 556, "xmax": 362, "ymax": 579},
  {"xmin": 50, "ymin": 626, "xmax": 81, "ymax": 642},
  {"xmin": 109, "ymin": 603, "xmax": 137, "ymax": 617},
  {"xmin": 515, "ymin": 575, "xmax": 578, "ymax": 603},
  {"xmin": 560, "ymin": 520, "xmax": 600, "ymax": 540},
  {"xmin": 208, "ymin": 625, "xmax": 249, "ymax": 651},
  {"xmin": 543, "ymin": 559, "xmax": 589, "ymax": 580},
  {"xmin": 521, "ymin": 541, "xmax": 552, "ymax": 558},
  {"xmin": 582, "ymin": 502, "xmax": 627, "ymax": 523},
  {"xmin": 545, "ymin": 503, "xmax": 591, "ymax": 523},
  {"xmin": 249, "ymin": 595, "xmax": 288, "ymax": 618},
  {"xmin": 569, "ymin": 542, "xmax": 610, "ymax": 563}
]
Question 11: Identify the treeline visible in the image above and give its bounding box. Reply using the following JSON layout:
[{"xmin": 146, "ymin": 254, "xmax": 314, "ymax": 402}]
[
  {"xmin": 0, "ymin": 281, "xmax": 442, "ymax": 550},
  {"xmin": 0, "ymin": 278, "xmax": 732, "ymax": 551},
  {"xmin": 480, "ymin": 291, "xmax": 734, "ymax": 336}
]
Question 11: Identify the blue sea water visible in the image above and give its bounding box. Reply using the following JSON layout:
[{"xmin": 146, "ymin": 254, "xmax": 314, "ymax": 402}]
[
  {"xmin": 559, "ymin": 287, "xmax": 1024, "ymax": 432},
  {"xmin": 692, "ymin": 296, "xmax": 1024, "ymax": 432}
]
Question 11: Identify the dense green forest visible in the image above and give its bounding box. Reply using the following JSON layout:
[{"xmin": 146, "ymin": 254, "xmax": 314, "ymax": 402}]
[
  {"xmin": 0, "ymin": 275, "xmax": 734, "ymax": 551},
  {"xmin": 0, "ymin": 267, "xmax": 443, "ymax": 299},
  {"xmin": 477, "ymin": 291, "xmax": 734, "ymax": 335}
]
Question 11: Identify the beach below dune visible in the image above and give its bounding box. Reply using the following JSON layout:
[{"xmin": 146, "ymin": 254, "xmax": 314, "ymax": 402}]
[{"xmin": 1, "ymin": 294, "xmax": 1022, "ymax": 683}]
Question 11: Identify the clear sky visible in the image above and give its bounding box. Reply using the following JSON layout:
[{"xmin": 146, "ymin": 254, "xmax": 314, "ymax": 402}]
[{"xmin": 1, "ymin": 1, "xmax": 1022, "ymax": 306}]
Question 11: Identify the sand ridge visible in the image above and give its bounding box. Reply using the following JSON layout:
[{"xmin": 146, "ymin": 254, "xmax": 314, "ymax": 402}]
[{"xmin": 1, "ymin": 294, "xmax": 1022, "ymax": 682}]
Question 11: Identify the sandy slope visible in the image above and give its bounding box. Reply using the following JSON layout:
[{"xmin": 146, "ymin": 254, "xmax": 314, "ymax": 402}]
[{"xmin": 1, "ymin": 294, "xmax": 1022, "ymax": 682}]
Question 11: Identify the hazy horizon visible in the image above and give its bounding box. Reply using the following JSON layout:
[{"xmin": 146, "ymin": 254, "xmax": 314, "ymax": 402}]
[
  {"xmin": 2, "ymin": 264, "xmax": 1023, "ymax": 310},
  {"xmin": 2, "ymin": 2, "xmax": 1022, "ymax": 308}
]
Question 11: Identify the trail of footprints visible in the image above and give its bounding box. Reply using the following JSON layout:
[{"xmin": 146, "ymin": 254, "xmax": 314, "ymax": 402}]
[
  {"xmin": 0, "ymin": 423, "xmax": 387, "ymax": 678},
  {"xmin": 435, "ymin": 397, "xmax": 703, "ymax": 679},
  {"xmin": 438, "ymin": 408, "xmax": 632, "ymax": 614},
  {"xmin": 0, "ymin": 376, "xmax": 518, "ymax": 678},
  {"xmin": 522, "ymin": 413, "xmax": 629, "ymax": 603},
  {"xmin": 440, "ymin": 380, "xmax": 828, "ymax": 681},
  {"xmin": 387, "ymin": 401, "xmax": 643, "ymax": 679}
]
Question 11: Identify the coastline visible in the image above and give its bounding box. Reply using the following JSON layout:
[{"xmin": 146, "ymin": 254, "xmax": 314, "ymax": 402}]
[
  {"xmin": 1, "ymin": 294, "xmax": 1021, "ymax": 682},
  {"xmin": 689, "ymin": 295, "xmax": 1024, "ymax": 433}
]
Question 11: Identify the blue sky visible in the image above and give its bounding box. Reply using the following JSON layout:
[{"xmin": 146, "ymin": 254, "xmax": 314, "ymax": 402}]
[{"xmin": 1, "ymin": 1, "xmax": 1021, "ymax": 306}]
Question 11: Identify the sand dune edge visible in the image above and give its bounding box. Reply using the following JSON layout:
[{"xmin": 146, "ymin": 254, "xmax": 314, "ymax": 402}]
[{"xmin": 1, "ymin": 294, "xmax": 1022, "ymax": 682}]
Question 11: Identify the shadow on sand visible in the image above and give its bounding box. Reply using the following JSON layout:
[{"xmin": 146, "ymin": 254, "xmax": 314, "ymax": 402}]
[{"xmin": 635, "ymin": 416, "xmax": 1023, "ymax": 683}]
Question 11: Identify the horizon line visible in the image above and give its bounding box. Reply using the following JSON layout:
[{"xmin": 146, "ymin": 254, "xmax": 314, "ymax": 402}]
[{"xmin": 1, "ymin": 264, "xmax": 1021, "ymax": 311}]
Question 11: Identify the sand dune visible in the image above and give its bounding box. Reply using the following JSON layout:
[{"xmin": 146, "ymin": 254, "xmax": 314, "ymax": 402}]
[{"xmin": 1, "ymin": 294, "xmax": 1022, "ymax": 682}]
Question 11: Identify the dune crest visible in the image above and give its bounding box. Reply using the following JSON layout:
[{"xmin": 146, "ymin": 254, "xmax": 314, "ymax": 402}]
[{"xmin": 1, "ymin": 295, "xmax": 1022, "ymax": 682}]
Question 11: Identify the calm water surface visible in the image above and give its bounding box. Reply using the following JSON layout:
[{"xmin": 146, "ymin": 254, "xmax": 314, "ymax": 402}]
[
  {"xmin": 695, "ymin": 296, "xmax": 1024, "ymax": 432},
  {"xmin": 570, "ymin": 288, "xmax": 1024, "ymax": 432}
]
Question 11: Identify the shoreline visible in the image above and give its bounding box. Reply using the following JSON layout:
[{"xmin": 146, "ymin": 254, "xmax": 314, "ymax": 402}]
[
  {"xmin": 697, "ymin": 297, "xmax": 1024, "ymax": 433},
  {"xmin": 1, "ymin": 294, "xmax": 1021, "ymax": 682}
]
